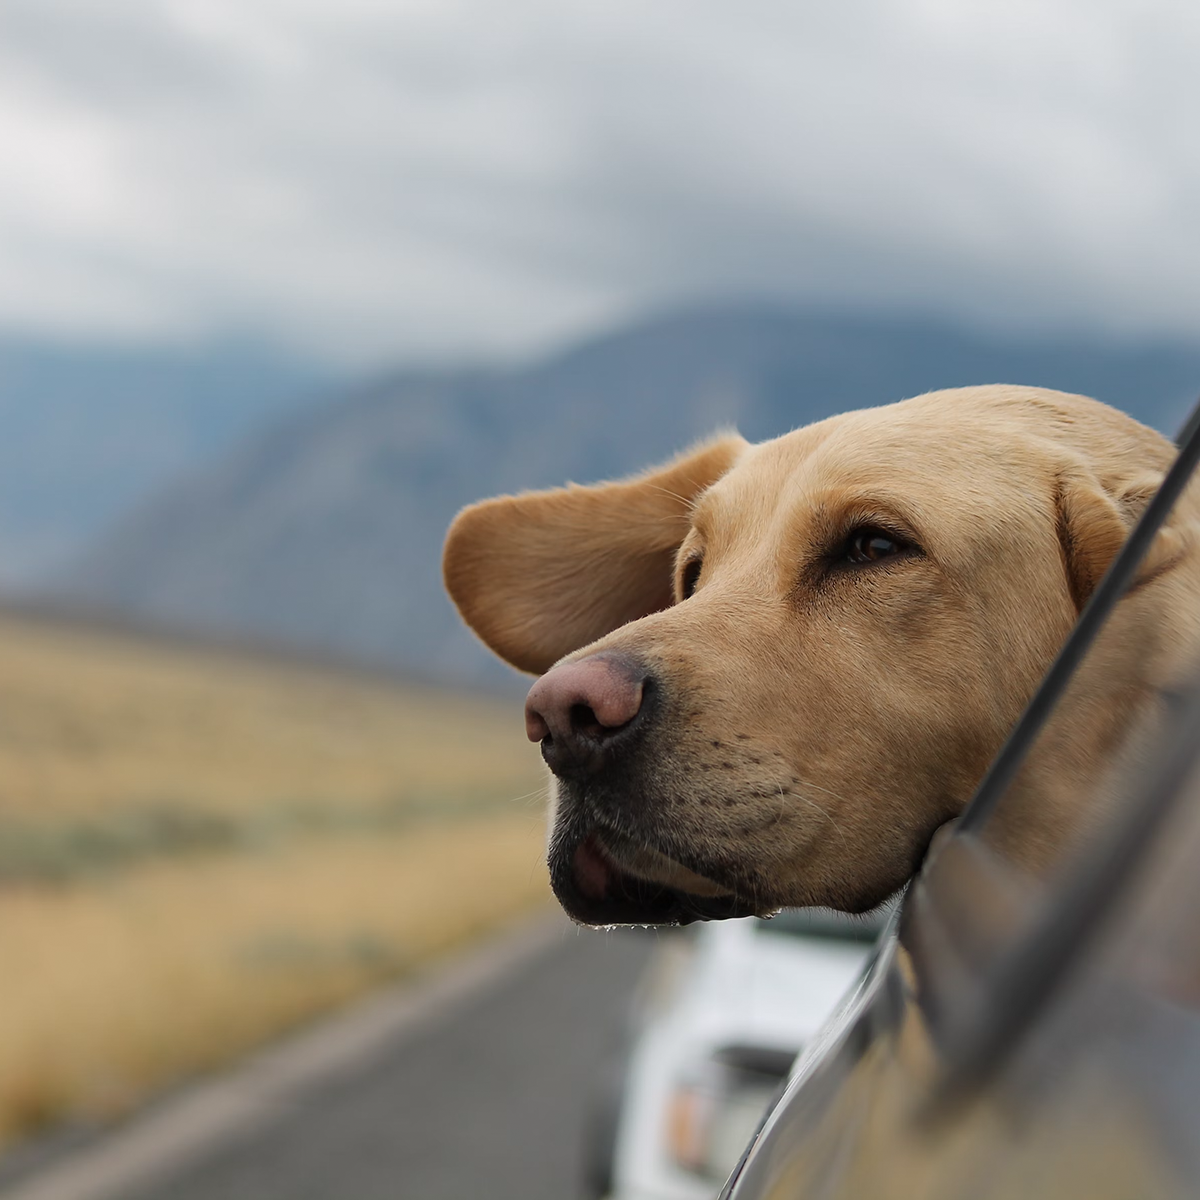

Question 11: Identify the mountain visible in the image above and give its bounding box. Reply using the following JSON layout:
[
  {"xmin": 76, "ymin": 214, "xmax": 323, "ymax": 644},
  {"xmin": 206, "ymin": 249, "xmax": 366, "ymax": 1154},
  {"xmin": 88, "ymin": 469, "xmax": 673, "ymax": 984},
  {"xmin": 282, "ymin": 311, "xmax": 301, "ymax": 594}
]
[
  {"xmin": 0, "ymin": 338, "xmax": 332, "ymax": 584},
  {"xmin": 50, "ymin": 306, "xmax": 1200, "ymax": 688}
]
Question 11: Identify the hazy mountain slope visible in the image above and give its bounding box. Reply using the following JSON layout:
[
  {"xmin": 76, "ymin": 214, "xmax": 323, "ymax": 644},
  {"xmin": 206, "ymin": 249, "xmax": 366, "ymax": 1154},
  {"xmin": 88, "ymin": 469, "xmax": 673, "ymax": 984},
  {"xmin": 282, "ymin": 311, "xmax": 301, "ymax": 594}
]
[
  {"xmin": 54, "ymin": 306, "xmax": 1200, "ymax": 687},
  {"xmin": 0, "ymin": 339, "xmax": 331, "ymax": 583}
]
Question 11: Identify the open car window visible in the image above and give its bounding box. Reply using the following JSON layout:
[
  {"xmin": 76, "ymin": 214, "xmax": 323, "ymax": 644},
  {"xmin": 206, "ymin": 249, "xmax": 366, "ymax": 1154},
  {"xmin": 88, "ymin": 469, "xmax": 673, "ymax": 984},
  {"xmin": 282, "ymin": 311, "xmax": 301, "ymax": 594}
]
[
  {"xmin": 899, "ymin": 398, "xmax": 1200, "ymax": 1059},
  {"xmin": 723, "ymin": 398, "xmax": 1200, "ymax": 1200}
]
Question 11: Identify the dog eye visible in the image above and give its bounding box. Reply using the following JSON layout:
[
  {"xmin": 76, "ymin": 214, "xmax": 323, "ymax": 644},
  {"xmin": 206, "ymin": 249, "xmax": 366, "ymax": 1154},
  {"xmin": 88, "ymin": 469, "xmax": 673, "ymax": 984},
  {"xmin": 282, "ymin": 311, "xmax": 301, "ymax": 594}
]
[
  {"xmin": 844, "ymin": 527, "xmax": 906, "ymax": 565},
  {"xmin": 681, "ymin": 556, "xmax": 703, "ymax": 599}
]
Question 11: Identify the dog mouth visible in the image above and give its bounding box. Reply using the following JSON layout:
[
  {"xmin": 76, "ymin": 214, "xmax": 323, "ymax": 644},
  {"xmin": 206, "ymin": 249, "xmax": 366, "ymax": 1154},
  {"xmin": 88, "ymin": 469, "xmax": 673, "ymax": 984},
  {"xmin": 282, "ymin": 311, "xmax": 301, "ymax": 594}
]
[{"xmin": 550, "ymin": 831, "xmax": 761, "ymax": 926}]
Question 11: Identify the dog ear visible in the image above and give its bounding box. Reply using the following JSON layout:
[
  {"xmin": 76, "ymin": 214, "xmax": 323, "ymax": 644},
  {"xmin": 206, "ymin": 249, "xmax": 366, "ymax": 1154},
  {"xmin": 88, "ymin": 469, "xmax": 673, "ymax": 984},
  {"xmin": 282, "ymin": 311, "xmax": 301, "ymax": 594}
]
[
  {"xmin": 1055, "ymin": 468, "xmax": 1183, "ymax": 612},
  {"xmin": 443, "ymin": 434, "xmax": 746, "ymax": 673}
]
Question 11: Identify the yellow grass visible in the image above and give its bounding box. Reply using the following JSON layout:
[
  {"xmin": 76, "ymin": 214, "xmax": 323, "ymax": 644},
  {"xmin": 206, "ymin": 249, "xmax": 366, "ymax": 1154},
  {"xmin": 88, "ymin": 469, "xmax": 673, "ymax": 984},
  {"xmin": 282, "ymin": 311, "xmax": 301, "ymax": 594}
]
[
  {"xmin": 0, "ymin": 612, "xmax": 540, "ymax": 819},
  {"xmin": 0, "ymin": 610, "xmax": 551, "ymax": 1150}
]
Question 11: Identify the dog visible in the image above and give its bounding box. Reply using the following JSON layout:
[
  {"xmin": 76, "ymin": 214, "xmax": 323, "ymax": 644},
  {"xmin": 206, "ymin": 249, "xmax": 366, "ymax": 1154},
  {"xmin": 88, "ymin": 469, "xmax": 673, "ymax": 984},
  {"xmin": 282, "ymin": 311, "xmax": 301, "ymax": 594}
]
[{"xmin": 443, "ymin": 386, "xmax": 1200, "ymax": 926}]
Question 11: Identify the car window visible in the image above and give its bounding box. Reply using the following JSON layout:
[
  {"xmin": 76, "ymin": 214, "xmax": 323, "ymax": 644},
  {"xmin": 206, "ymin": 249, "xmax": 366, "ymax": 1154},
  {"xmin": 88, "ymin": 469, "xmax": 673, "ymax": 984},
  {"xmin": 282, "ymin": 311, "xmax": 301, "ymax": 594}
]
[
  {"xmin": 910, "ymin": 397, "xmax": 1200, "ymax": 1064},
  {"xmin": 723, "ymin": 399, "xmax": 1200, "ymax": 1200}
]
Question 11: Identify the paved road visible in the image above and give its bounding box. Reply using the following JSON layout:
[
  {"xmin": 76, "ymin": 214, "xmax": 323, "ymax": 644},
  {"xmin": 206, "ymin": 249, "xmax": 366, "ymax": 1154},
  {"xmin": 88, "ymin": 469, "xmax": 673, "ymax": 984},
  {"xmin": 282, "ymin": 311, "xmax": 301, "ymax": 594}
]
[{"xmin": 109, "ymin": 924, "xmax": 653, "ymax": 1200}]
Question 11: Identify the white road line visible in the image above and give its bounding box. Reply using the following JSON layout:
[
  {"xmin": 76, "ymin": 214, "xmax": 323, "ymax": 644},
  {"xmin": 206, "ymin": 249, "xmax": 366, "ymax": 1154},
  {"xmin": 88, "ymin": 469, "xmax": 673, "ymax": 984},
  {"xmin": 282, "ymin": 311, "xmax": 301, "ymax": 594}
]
[{"xmin": 0, "ymin": 909, "xmax": 570, "ymax": 1200}]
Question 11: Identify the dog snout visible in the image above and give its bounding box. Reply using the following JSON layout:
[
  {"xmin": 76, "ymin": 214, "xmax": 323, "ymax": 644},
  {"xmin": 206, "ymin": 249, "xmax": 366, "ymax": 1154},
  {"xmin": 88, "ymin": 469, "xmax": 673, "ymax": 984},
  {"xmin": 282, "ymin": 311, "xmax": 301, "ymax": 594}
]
[{"xmin": 525, "ymin": 653, "xmax": 649, "ymax": 778}]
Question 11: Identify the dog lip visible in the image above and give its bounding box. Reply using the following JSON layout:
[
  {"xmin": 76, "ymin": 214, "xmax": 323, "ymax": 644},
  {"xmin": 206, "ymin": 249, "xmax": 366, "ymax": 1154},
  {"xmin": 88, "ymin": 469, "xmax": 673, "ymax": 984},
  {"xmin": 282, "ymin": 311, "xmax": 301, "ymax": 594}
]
[
  {"xmin": 552, "ymin": 830, "xmax": 759, "ymax": 926},
  {"xmin": 571, "ymin": 834, "xmax": 613, "ymax": 901}
]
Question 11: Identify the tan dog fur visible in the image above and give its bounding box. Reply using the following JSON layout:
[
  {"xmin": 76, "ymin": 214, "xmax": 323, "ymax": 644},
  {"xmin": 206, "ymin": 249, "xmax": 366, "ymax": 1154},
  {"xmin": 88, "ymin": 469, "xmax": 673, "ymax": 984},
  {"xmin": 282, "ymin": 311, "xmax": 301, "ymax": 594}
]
[{"xmin": 444, "ymin": 386, "xmax": 1200, "ymax": 919}]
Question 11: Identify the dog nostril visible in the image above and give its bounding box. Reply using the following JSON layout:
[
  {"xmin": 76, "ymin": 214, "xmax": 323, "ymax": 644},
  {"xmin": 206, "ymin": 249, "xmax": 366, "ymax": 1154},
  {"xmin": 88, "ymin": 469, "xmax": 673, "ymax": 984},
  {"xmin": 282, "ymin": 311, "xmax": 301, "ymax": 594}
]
[
  {"xmin": 525, "ymin": 705, "xmax": 551, "ymax": 743},
  {"xmin": 570, "ymin": 702, "xmax": 606, "ymax": 739}
]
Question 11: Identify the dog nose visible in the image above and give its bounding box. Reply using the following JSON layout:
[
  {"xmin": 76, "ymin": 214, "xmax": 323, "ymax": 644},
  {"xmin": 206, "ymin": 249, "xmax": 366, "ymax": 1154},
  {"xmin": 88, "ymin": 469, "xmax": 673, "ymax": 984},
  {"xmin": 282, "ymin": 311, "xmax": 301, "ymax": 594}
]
[{"xmin": 525, "ymin": 654, "xmax": 648, "ymax": 777}]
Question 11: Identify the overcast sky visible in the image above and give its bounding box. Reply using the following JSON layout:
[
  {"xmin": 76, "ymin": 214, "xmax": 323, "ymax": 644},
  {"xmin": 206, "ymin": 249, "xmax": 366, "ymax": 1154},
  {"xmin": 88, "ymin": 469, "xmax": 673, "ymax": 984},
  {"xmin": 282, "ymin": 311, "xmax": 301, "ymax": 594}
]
[{"xmin": 0, "ymin": 0, "xmax": 1197, "ymax": 366}]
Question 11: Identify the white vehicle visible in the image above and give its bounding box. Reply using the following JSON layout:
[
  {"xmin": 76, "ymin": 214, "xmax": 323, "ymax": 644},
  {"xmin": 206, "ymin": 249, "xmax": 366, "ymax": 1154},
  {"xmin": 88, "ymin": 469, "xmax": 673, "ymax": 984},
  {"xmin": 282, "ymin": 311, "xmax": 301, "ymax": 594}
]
[{"xmin": 586, "ymin": 910, "xmax": 882, "ymax": 1200}]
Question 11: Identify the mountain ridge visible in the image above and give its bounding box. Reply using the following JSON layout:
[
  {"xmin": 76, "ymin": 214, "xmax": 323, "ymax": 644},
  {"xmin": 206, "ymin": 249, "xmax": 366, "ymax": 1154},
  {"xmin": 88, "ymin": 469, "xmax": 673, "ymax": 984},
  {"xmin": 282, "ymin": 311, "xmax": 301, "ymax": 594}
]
[
  {"xmin": 0, "ymin": 338, "xmax": 331, "ymax": 583},
  {"xmin": 50, "ymin": 304, "xmax": 1200, "ymax": 687}
]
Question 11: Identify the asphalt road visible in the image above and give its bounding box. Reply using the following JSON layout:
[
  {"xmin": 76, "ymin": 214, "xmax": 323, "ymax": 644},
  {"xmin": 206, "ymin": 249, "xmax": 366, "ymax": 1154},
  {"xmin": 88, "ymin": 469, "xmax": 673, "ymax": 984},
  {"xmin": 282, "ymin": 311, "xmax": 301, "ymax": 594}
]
[{"xmin": 113, "ymin": 924, "xmax": 654, "ymax": 1200}]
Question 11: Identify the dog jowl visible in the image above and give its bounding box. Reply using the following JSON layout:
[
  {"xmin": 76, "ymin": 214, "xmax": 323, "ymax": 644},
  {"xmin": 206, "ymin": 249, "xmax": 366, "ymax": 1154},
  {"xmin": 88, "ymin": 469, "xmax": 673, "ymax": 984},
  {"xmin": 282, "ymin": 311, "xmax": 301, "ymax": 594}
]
[{"xmin": 443, "ymin": 385, "xmax": 1198, "ymax": 925}]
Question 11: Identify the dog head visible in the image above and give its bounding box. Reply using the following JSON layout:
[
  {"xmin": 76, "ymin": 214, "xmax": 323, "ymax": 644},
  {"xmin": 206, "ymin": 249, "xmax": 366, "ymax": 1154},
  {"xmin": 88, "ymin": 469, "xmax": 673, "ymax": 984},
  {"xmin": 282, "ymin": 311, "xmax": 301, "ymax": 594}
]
[{"xmin": 444, "ymin": 386, "xmax": 1187, "ymax": 925}]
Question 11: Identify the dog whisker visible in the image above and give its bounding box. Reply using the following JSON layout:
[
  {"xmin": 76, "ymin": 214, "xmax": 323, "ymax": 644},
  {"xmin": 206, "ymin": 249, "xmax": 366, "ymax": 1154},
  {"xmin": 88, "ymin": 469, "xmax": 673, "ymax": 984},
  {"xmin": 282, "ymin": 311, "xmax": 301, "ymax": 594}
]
[
  {"xmin": 507, "ymin": 783, "xmax": 554, "ymax": 813},
  {"xmin": 790, "ymin": 788, "xmax": 852, "ymax": 857},
  {"xmin": 508, "ymin": 783, "xmax": 552, "ymax": 805},
  {"xmin": 800, "ymin": 777, "xmax": 861, "ymax": 811}
]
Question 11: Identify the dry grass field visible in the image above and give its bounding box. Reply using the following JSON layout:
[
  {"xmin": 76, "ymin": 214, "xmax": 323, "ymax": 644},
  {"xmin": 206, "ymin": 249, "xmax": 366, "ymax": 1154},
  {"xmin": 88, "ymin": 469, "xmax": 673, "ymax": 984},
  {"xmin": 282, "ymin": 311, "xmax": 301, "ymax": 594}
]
[{"xmin": 0, "ymin": 610, "xmax": 550, "ymax": 1151}]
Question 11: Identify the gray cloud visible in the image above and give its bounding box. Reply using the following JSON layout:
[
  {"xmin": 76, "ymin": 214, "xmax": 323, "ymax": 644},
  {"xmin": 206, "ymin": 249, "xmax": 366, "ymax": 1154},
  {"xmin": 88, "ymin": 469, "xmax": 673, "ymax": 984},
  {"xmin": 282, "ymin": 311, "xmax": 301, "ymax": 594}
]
[{"xmin": 0, "ymin": 0, "xmax": 1197, "ymax": 364}]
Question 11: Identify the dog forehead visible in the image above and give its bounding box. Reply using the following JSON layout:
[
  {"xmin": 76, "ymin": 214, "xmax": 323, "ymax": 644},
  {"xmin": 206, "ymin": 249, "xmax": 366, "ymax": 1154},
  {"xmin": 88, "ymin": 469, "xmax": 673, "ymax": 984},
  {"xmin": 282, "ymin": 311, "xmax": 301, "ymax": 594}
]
[{"xmin": 700, "ymin": 395, "xmax": 1032, "ymax": 529}]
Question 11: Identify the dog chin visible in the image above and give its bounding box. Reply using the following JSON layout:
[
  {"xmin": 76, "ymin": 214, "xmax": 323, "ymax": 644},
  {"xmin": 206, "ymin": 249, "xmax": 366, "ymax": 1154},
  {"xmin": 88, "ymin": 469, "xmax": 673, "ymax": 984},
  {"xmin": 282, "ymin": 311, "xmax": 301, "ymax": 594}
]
[{"xmin": 548, "ymin": 828, "xmax": 762, "ymax": 926}]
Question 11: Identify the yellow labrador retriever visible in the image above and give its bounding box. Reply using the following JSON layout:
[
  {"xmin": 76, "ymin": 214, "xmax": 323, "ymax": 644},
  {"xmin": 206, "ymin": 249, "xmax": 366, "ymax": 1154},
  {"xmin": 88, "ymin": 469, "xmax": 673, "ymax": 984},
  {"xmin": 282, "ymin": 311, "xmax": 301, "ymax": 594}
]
[{"xmin": 443, "ymin": 385, "xmax": 1200, "ymax": 925}]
